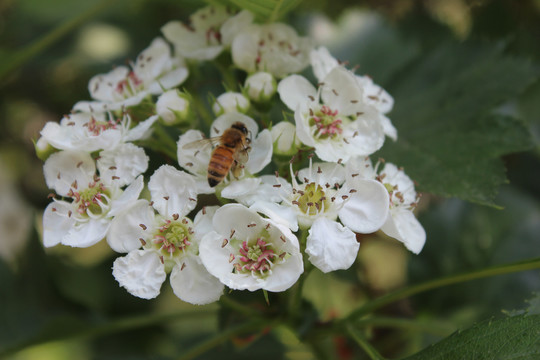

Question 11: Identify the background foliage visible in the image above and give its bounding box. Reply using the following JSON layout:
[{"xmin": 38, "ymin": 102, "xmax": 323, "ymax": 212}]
[{"xmin": 0, "ymin": 0, "xmax": 539, "ymax": 359}]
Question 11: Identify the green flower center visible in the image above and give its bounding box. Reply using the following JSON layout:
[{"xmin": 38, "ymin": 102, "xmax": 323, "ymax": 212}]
[
  {"xmin": 309, "ymin": 105, "xmax": 343, "ymax": 139},
  {"xmin": 294, "ymin": 182, "xmax": 329, "ymax": 216},
  {"xmin": 151, "ymin": 218, "xmax": 193, "ymax": 259},
  {"xmin": 69, "ymin": 181, "xmax": 110, "ymax": 216}
]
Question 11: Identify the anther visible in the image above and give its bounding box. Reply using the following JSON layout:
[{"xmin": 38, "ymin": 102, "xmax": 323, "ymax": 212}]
[
  {"xmin": 139, "ymin": 238, "xmax": 146, "ymax": 246},
  {"xmin": 71, "ymin": 180, "xmax": 78, "ymax": 189},
  {"xmin": 189, "ymin": 197, "xmax": 196, "ymax": 202},
  {"xmin": 109, "ymin": 166, "xmax": 117, "ymax": 170},
  {"xmin": 230, "ymin": 229, "xmax": 235, "ymax": 238},
  {"xmin": 202, "ymin": 206, "xmax": 206, "ymax": 215},
  {"xmin": 181, "ymin": 262, "xmax": 186, "ymax": 271},
  {"xmin": 185, "ymin": 162, "xmax": 193, "ymax": 167},
  {"xmin": 172, "ymin": 213, "xmax": 179, "ymax": 220},
  {"xmin": 331, "ymin": 197, "xmax": 336, "ymax": 202},
  {"xmin": 163, "ymin": 196, "xmax": 169, "ymax": 200},
  {"xmin": 292, "ymin": 200, "xmax": 299, "ymax": 205},
  {"xmin": 342, "ymin": 195, "xmax": 349, "ymax": 200},
  {"xmin": 222, "ymin": 239, "xmax": 228, "ymax": 248},
  {"xmin": 332, "ymin": 89, "xmax": 339, "ymax": 96},
  {"xmin": 308, "ymin": 95, "xmax": 315, "ymax": 101},
  {"xmin": 337, "ymin": 158, "xmax": 343, "ymax": 164},
  {"xmin": 112, "ymin": 176, "xmax": 120, "ymax": 180},
  {"xmin": 229, "ymin": 254, "xmax": 235, "ymax": 263},
  {"xmin": 317, "ymin": 166, "xmax": 322, "ymax": 174},
  {"xmin": 280, "ymin": 235, "xmax": 286, "ymax": 242},
  {"xmin": 351, "ymin": 173, "xmax": 359, "ymax": 177},
  {"xmin": 349, "ymin": 189, "xmax": 357, "ymax": 193},
  {"xmin": 273, "ymin": 184, "xmax": 282, "ymax": 188},
  {"xmin": 350, "ymin": 100, "xmax": 358, "ymax": 103},
  {"xmin": 159, "ymin": 256, "xmax": 164, "ymax": 264},
  {"xmin": 76, "ymin": 161, "xmax": 83, "ymax": 168},
  {"xmin": 266, "ymin": 223, "xmax": 271, "ymax": 229},
  {"xmin": 247, "ymin": 223, "xmax": 256, "ymax": 228},
  {"xmin": 68, "ymin": 210, "xmax": 72, "ymax": 217}
]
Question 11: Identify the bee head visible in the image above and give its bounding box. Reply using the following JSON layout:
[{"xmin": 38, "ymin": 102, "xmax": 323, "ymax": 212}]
[{"xmin": 231, "ymin": 121, "xmax": 248, "ymax": 136}]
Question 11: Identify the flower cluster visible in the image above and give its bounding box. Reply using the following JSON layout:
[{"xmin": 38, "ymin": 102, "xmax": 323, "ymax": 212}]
[{"xmin": 36, "ymin": 5, "xmax": 426, "ymax": 305}]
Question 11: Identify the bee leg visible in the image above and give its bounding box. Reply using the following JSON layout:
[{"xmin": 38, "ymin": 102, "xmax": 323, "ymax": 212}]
[{"xmin": 231, "ymin": 160, "xmax": 244, "ymax": 179}]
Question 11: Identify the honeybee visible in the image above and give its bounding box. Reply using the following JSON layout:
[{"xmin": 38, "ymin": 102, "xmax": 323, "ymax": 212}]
[{"xmin": 183, "ymin": 121, "xmax": 251, "ymax": 187}]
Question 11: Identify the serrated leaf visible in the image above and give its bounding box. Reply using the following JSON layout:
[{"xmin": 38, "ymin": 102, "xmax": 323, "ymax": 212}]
[
  {"xmin": 379, "ymin": 42, "xmax": 537, "ymax": 206},
  {"xmin": 403, "ymin": 314, "xmax": 540, "ymax": 360}
]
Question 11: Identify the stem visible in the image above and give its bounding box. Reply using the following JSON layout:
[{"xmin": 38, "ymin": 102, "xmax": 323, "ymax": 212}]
[
  {"xmin": 269, "ymin": 0, "xmax": 285, "ymax": 23},
  {"xmin": 219, "ymin": 295, "xmax": 262, "ymax": 318},
  {"xmin": 176, "ymin": 318, "xmax": 275, "ymax": 360},
  {"xmin": 353, "ymin": 317, "xmax": 454, "ymax": 337},
  {"xmin": 346, "ymin": 323, "xmax": 385, "ymax": 360},
  {"xmin": 2, "ymin": 310, "xmax": 215, "ymax": 358},
  {"xmin": 0, "ymin": 0, "xmax": 116, "ymax": 82},
  {"xmin": 345, "ymin": 256, "xmax": 540, "ymax": 322},
  {"xmin": 287, "ymin": 229, "xmax": 311, "ymax": 317}
]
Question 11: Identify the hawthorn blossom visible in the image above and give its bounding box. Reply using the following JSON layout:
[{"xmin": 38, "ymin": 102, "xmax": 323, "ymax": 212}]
[
  {"xmin": 199, "ymin": 204, "xmax": 303, "ymax": 292},
  {"xmin": 110, "ymin": 165, "xmax": 223, "ymax": 304},
  {"xmin": 156, "ymin": 89, "xmax": 190, "ymax": 125},
  {"xmin": 212, "ymin": 92, "xmax": 250, "ymax": 115},
  {"xmin": 74, "ymin": 37, "xmax": 188, "ymax": 112},
  {"xmin": 42, "ymin": 151, "xmax": 143, "ymax": 248},
  {"xmin": 177, "ymin": 113, "xmax": 272, "ymax": 195},
  {"xmin": 231, "ymin": 22, "xmax": 313, "ymax": 78},
  {"xmin": 39, "ymin": 112, "xmax": 157, "ymax": 153},
  {"xmin": 346, "ymin": 157, "xmax": 426, "ymax": 254},
  {"xmin": 278, "ymin": 69, "xmax": 385, "ymax": 163},
  {"xmin": 244, "ymin": 72, "xmax": 277, "ymax": 103},
  {"xmin": 310, "ymin": 46, "xmax": 397, "ymax": 140},
  {"xmin": 249, "ymin": 160, "xmax": 389, "ymax": 272},
  {"xmin": 162, "ymin": 6, "xmax": 253, "ymax": 60}
]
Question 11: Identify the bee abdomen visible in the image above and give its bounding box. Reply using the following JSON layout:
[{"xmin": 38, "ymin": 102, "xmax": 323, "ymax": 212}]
[{"xmin": 207, "ymin": 146, "xmax": 234, "ymax": 187}]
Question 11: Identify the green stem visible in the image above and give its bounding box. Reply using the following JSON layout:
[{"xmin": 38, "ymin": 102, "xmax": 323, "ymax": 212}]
[
  {"xmin": 0, "ymin": 0, "xmax": 116, "ymax": 83},
  {"xmin": 346, "ymin": 323, "xmax": 385, "ymax": 360},
  {"xmin": 152, "ymin": 123, "xmax": 179, "ymax": 160},
  {"xmin": 269, "ymin": 0, "xmax": 285, "ymax": 23},
  {"xmin": 353, "ymin": 316, "xmax": 454, "ymax": 337},
  {"xmin": 287, "ymin": 229, "xmax": 311, "ymax": 317},
  {"xmin": 2, "ymin": 309, "xmax": 215, "ymax": 358},
  {"xmin": 176, "ymin": 318, "xmax": 276, "ymax": 360},
  {"xmin": 220, "ymin": 295, "xmax": 262, "ymax": 318},
  {"xmin": 214, "ymin": 60, "xmax": 238, "ymax": 92},
  {"xmin": 345, "ymin": 256, "xmax": 540, "ymax": 322}
]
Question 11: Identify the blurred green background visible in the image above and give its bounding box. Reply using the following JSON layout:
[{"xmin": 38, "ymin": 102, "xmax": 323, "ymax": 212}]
[{"xmin": 0, "ymin": 0, "xmax": 539, "ymax": 359}]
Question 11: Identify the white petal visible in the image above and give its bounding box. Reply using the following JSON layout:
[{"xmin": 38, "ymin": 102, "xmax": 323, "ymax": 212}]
[
  {"xmin": 310, "ymin": 46, "xmax": 339, "ymax": 82},
  {"xmin": 381, "ymin": 163, "xmax": 416, "ymax": 204},
  {"xmin": 107, "ymin": 200, "xmax": 155, "ymax": 253},
  {"xmin": 381, "ymin": 209, "xmax": 426, "ymax": 254},
  {"xmin": 262, "ymin": 249, "xmax": 303, "ymax": 292},
  {"xmin": 211, "ymin": 203, "xmax": 263, "ymax": 241},
  {"xmin": 339, "ymin": 179, "xmax": 389, "ymax": 234},
  {"xmin": 88, "ymin": 66, "xmax": 129, "ymax": 102},
  {"xmin": 177, "ymin": 130, "xmax": 211, "ymax": 177},
  {"xmin": 235, "ymin": 174, "xmax": 292, "ymax": 207},
  {"xmin": 43, "ymin": 151, "xmax": 95, "ymax": 196},
  {"xmin": 42, "ymin": 201, "xmax": 76, "ymax": 247},
  {"xmin": 148, "ymin": 165, "xmax": 198, "ymax": 218},
  {"xmin": 250, "ymin": 201, "xmax": 298, "ymax": 232},
  {"xmin": 306, "ymin": 217, "xmax": 359, "ymax": 273},
  {"xmin": 321, "ymin": 67, "xmax": 364, "ymax": 116},
  {"xmin": 113, "ymin": 250, "xmax": 166, "ymax": 299},
  {"xmin": 97, "ymin": 143, "xmax": 149, "ymax": 187},
  {"xmin": 298, "ymin": 162, "xmax": 346, "ymax": 187},
  {"xmin": 124, "ymin": 115, "xmax": 158, "ymax": 142},
  {"xmin": 62, "ymin": 218, "xmax": 110, "ymax": 248},
  {"xmin": 246, "ymin": 129, "xmax": 272, "ymax": 174},
  {"xmin": 221, "ymin": 178, "xmax": 261, "ymax": 199},
  {"xmin": 221, "ymin": 10, "xmax": 254, "ymax": 46},
  {"xmin": 193, "ymin": 205, "xmax": 219, "ymax": 238},
  {"xmin": 169, "ymin": 256, "xmax": 223, "ymax": 305},
  {"xmin": 199, "ymin": 230, "xmax": 236, "ymax": 284},
  {"xmin": 148, "ymin": 66, "xmax": 189, "ymax": 94},
  {"xmin": 295, "ymin": 110, "xmax": 317, "ymax": 147},
  {"xmin": 231, "ymin": 31, "xmax": 258, "ymax": 73},
  {"xmin": 277, "ymin": 75, "xmax": 317, "ymax": 111},
  {"xmin": 380, "ymin": 115, "xmax": 398, "ymax": 141},
  {"xmin": 109, "ymin": 175, "xmax": 144, "ymax": 217}
]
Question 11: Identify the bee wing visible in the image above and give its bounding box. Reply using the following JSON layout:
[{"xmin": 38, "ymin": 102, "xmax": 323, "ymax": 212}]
[{"xmin": 182, "ymin": 136, "xmax": 222, "ymax": 150}]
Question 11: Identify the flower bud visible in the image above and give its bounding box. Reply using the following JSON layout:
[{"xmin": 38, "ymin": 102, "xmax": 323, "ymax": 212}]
[
  {"xmin": 271, "ymin": 121, "xmax": 301, "ymax": 156},
  {"xmin": 34, "ymin": 136, "xmax": 56, "ymax": 161},
  {"xmin": 244, "ymin": 72, "xmax": 276, "ymax": 103},
  {"xmin": 212, "ymin": 92, "xmax": 250, "ymax": 116},
  {"xmin": 156, "ymin": 89, "xmax": 190, "ymax": 125}
]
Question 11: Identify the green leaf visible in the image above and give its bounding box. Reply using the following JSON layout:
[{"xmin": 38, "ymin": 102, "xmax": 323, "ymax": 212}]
[
  {"xmin": 402, "ymin": 314, "xmax": 540, "ymax": 360},
  {"xmin": 379, "ymin": 41, "xmax": 537, "ymax": 207},
  {"xmin": 220, "ymin": 0, "xmax": 302, "ymax": 21}
]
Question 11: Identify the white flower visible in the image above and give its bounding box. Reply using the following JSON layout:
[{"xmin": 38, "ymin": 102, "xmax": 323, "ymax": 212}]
[
  {"xmin": 199, "ymin": 204, "xmax": 303, "ymax": 292},
  {"xmin": 40, "ymin": 112, "xmax": 157, "ymax": 152},
  {"xmin": 212, "ymin": 92, "xmax": 250, "ymax": 116},
  {"xmin": 110, "ymin": 165, "xmax": 223, "ymax": 304},
  {"xmin": 156, "ymin": 89, "xmax": 190, "ymax": 125},
  {"xmin": 74, "ymin": 37, "xmax": 188, "ymax": 112},
  {"xmin": 162, "ymin": 6, "xmax": 253, "ymax": 60},
  {"xmin": 42, "ymin": 151, "xmax": 143, "ymax": 248},
  {"xmin": 244, "ymin": 72, "xmax": 277, "ymax": 102},
  {"xmin": 278, "ymin": 70, "xmax": 385, "ymax": 163},
  {"xmin": 346, "ymin": 157, "xmax": 426, "ymax": 254},
  {"xmin": 177, "ymin": 113, "xmax": 272, "ymax": 195},
  {"xmin": 310, "ymin": 46, "xmax": 397, "ymax": 140},
  {"xmin": 232, "ymin": 23, "xmax": 313, "ymax": 78},
  {"xmin": 250, "ymin": 160, "xmax": 389, "ymax": 272}
]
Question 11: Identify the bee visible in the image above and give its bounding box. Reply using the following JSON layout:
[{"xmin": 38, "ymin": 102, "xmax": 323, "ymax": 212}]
[{"xmin": 183, "ymin": 122, "xmax": 251, "ymax": 187}]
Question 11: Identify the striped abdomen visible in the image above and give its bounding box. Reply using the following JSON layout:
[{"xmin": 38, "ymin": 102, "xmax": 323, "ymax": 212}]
[{"xmin": 207, "ymin": 145, "xmax": 235, "ymax": 187}]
